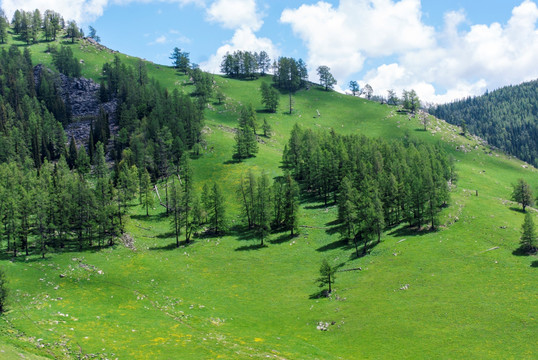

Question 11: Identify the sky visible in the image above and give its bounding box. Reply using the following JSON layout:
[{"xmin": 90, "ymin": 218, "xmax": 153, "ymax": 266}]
[{"xmin": 2, "ymin": 0, "xmax": 538, "ymax": 104}]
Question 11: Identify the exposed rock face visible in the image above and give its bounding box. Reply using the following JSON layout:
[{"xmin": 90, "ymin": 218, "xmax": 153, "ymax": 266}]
[{"xmin": 34, "ymin": 64, "xmax": 118, "ymax": 147}]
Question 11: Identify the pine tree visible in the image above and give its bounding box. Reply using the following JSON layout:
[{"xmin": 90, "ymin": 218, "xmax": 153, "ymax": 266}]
[
  {"xmin": 283, "ymin": 172, "xmax": 299, "ymax": 236},
  {"xmin": 520, "ymin": 212, "xmax": 536, "ymax": 252},
  {"xmin": 209, "ymin": 183, "xmax": 226, "ymax": 234},
  {"xmin": 316, "ymin": 258, "xmax": 336, "ymax": 294},
  {"xmin": 169, "ymin": 178, "xmax": 182, "ymax": 247},
  {"xmin": 511, "ymin": 179, "xmax": 534, "ymax": 212},
  {"xmin": 140, "ymin": 168, "xmax": 153, "ymax": 216}
]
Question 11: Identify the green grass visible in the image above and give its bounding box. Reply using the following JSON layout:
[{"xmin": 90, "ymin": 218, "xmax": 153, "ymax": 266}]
[{"xmin": 0, "ymin": 34, "xmax": 537, "ymax": 359}]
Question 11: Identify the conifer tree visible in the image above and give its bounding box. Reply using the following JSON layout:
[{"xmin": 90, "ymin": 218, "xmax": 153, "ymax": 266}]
[
  {"xmin": 520, "ymin": 212, "xmax": 536, "ymax": 252},
  {"xmin": 140, "ymin": 168, "xmax": 153, "ymax": 216},
  {"xmin": 511, "ymin": 179, "xmax": 534, "ymax": 212},
  {"xmin": 316, "ymin": 258, "xmax": 336, "ymax": 294},
  {"xmin": 169, "ymin": 178, "xmax": 182, "ymax": 247}
]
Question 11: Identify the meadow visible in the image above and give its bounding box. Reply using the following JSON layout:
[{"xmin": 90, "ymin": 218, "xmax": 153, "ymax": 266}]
[{"xmin": 0, "ymin": 33, "xmax": 537, "ymax": 359}]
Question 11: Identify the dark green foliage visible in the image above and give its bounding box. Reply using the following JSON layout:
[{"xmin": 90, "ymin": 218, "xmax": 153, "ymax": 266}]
[
  {"xmin": 316, "ymin": 258, "xmax": 336, "ymax": 294},
  {"xmin": 52, "ymin": 46, "xmax": 81, "ymax": 77},
  {"xmin": 88, "ymin": 26, "xmax": 101, "ymax": 43},
  {"xmin": 170, "ymin": 47, "xmax": 190, "ymax": 74},
  {"xmin": 349, "ymin": 81, "xmax": 359, "ymax": 96},
  {"xmin": 100, "ymin": 56, "xmax": 203, "ymax": 175},
  {"xmin": 208, "ymin": 183, "xmax": 226, "ymax": 234},
  {"xmin": 511, "ymin": 178, "xmax": 534, "ymax": 212},
  {"xmin": 0, "ymin": 13, "xmax": 8, "ymax": 44},
  {"xmin": 402, "ymin": 89, "xmax": 420, "ymax": 113},
  {"xmin": 430, "ymin": 80, "xmax": 538, "ymax": 166},
  {"xmin": 262, "ymin": 118, "xmax": 272, "ymax": 137},
  {"xmin": 0, "ymin": 268, "xmax": 6, "ymax": 313},
  {"xmin": 520, "ymin": 212, "xmax": 536, "ymax": 252},
  {"xmin": 260, "ymin": 82, "xmax": 279, "ymax": 113},
  {"xmin": 220, "ymin": 50, "xmax": 271, "ymax": 79},
  {"xmin": 234, "ymin": 104, "xmax": 258, "ymax": 160},
  {"xmin": 66, "ymin": 20, "xmax": 81, "ymax": 43},
  {"xmin": 283, "ymin": 125, "xmax": 454, "ymax": 255},
  {"xmin": 169, "ymin": 178, "xmax": 182, "ymax": 247},
  {"xmin": 317, "ymin": 65, "xmax": 337, "ymax": 91}
]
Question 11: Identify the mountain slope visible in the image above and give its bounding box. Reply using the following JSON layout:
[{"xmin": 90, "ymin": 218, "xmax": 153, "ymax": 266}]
[
  {"xmin": 430, "ymin": 80, "xmax": 538, "ymax": 167},
  {"xmin": 0, "ymin": 30, "xmax": 536, "ymax": 359}
]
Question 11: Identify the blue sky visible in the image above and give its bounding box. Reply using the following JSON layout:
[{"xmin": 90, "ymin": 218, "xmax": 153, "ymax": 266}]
[{"xmin": 2, "ymin": 0, "xmax": 538, "ymax": 103}]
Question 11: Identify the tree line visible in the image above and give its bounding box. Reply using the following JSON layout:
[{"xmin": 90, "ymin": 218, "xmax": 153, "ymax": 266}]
[
  {"xmin": 9, "ymin": 9, "xmax": 83, "ymax": 45},
  {"xmin": 282, "ymin": 125, "xmax": 455, "ymax": 257},
  {"xmin": 220, "ymin": 50, "xmax": 271, "ymax": 79},
  {"xmin": 430, "ymin": 80, "xmax": 538, "ymax": 167}
]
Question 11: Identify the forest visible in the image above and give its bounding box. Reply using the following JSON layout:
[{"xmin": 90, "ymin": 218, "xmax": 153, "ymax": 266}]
[{"xmin": 430, "ymin": 80, "xmax": 538, "ymax": 167}]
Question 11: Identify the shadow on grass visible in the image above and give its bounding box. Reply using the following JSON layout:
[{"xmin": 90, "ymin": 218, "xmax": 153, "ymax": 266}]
[
  {"xmin": 509, "ymin": 206, "xmax": 525, "ymax": 214},
  {"xmin": 269, "ymin": 232, "xmax": 294, "ymax": 245},
  {"xmin": 388, "ymin": 225, "xmax": 433, "ymax": 238},
  {"xmin": 235, "ymin": 243, "xmax": 267, "ymax": 251},
  {"xmin": 157, "ymin": 231, "xmax": 175, "ymax": 239},
  {"xmin": 316, "ymin": 238, "xmax": 352, "ymax": 252},
  {"xmin": 531, "ymin": 260, "xmax": 538, "ymax": 268},
  {"xmin": 512, "ymin": 246, "xmax": 537, "ymax": 257},
  {"xmin": 223, "ymin": 158, "xmax": 242, "ymax": 165},
  {"xmin": 148, "ymin": 242, "xmax": 178, "ymax": 251},
  {"xmin": 309, "ymin": 290, "xmax": 329, "ymax": 299}
]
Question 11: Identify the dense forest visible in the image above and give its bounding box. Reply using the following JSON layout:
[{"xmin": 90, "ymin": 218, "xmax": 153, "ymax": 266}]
[
  {"xmin": 283, "ymin": 125, "xmax": 455, "ymax": 256},
  {"xmin": 430, "ymin": 80, "xmax": 538, "ymax": 167}
]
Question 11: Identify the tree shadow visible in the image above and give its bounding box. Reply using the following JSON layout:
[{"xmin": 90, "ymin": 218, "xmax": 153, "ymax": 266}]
[
  {"xmin": 309, "ymin": 290, "xmax": 329, "ymax": 299},
  {"xmin": 512, "ymin": 246, "xmax": 537, "ymax": 257},
  {"xmin": 269, "ymin": 232, "xmax": 294, "ymax": 245},
  {"xmin": 388, "ymin": 225, "xmax": 431, "ymax": 238},
  {"xmin": 316, "ymin": 238, "xmax": 352, "ymax": 252},
  {"xmin": 223, "ymin": 158, "xmax": 242, "ymax": 165},
  {"xmin": 509, "ymin": 206, "xmax": 525, "ymax": 214},
  {"xmin": 148, "ymin": 242, "xmax": 178, "ymax": 251},
  {"xmin": 235, "ymin": 243, "xmax": 267, "ymax": 251},
  {"xmin": 130, "ymin": 214, "xmax": 158, "ymax": 221},
  {"xmin": 157, "ymin": 231, "xmax": 175, "ymax": 239},
  {"xmin": 531, "ymin": 260, "xmax": 538, "ymax": 268}
]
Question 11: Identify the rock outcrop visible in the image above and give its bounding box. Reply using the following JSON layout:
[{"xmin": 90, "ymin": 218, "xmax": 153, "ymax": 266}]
[{"xmin": 34, "ymin": 64, "xmax": 118, "ymax": 146}]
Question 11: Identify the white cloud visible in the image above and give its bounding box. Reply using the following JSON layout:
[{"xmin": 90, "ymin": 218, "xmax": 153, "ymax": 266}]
[
  {"xmin": 0, "ymin": 0, "xmax": 203, "ymax": 23},
  {"xmin": 199, "ymin": 26, "xmax": 278, "ymax": 73},
  {"xmin": 280, "ymin": 0, "xmax": 434, "ymax": 82},
  {"xmin": 206, "ymin": 0, "xmax": 262, "ymax": 31},
  {"xmin": 283, "ymin": 0, "xmax": 538, "ymax": 103},
  {"xmin": 155, "ymin": 35, "xmax": 167, "ymax": 43}
]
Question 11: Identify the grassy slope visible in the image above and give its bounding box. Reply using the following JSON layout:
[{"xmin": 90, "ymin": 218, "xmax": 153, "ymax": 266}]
[{"xmin": 0, "ymin": 32, "xmax": 537, "ymax": 359}]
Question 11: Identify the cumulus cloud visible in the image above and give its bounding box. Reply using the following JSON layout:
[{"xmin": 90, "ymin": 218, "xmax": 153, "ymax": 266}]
[
  {"xmin": 280, "ymin": 0, "xmax": 434, "ymax": 82},
  {"xmin": 200, "ymin": 0, "xmax": 278, "ymax": 74},
  {"xmin": 0, "ymin": 0, "xmax": 203, "ymax": 23},
  {"xmin": 206, "ymin": 0, "xmax": 262, "ymax": 31},
  {"xmin": 282, "ymin": 0, "xmax": 538, "ymax": 103},
  {"xmin": 363, "ymin": 0, "xmax": 538, "ymax": 103},
  {"xmin": 199, "ymin": 26, "xmax": 278, "ymax": 73}
]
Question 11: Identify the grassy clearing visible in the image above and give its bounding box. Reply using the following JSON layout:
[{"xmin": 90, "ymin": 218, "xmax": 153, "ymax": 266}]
[{"xmin": 0, "ymin": 35, "xmax": 537, "ymax": 358}]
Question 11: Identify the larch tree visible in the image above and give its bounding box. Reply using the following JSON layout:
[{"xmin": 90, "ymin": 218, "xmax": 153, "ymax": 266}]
[
  {"xmin": 317, "ymin": 65, "xmax": 337, "ymax": 91},
  {"xmin": 520, "ymin": 212, "xmax": 536, "ymax": 252},
  {"xmin": 316, "ymin": 258, "xmax": 336, "ymax": 294},
  {"xmin": 511, "ymin": 178, "xmax": 534, "ymax": 212}
]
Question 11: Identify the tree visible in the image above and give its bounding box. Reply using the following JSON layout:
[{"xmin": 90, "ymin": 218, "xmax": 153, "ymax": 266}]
[
  {"xmin": 460, "ymin": 118, "xmax": 467, "ymax": 136},
  {"xmin": 170, "ymin": 47, "xmax": 190, "ymax": 74},
  {"xmin": 316, "ymin": 258, "xmax": 336, "ymax": 294},
  {"xmin": 88, "ymin": 26, "xmax": 101, "ymax": 42},
  {"xmin": 216, "ymin": 88, "xmax": 225, "ymax": 104},
  {"xmin": 0, "ymin": 269, "xmax": 6, "ymax": 313},
  {"xmin": 209, "ymin": 183, "xmax": 226, "ymax": 234},
  {"xmin": 260, "ymin": 82, "xmax": 279, "ymax": 113},
  {"xmin": 66, "ymin": 20, "xmax": 81, "ymax": 43},
  {"xmin": 262, "ymin": 118, "xmax": 272, "ymax": 137},
  {"xmin": 256, "ymin": 172, "xmax": 272, "ymax": 245},
  {"xmin": 520, "ymin": 212, "xmax": 536, "ymax": 252},
  {"xmin": 349, "ymin": 81, "xmax": 360, "ymax": 96},
  {"xmin": 140, "ymin": 168, "xmax": 153, "ymax": 216},
  {"xmin": 0, "ymin": 14, "xmax": 8, "ymax": 44},
  {"xmin": 363, "ymin": 84, "xmax": 373, "ymax": 100},
  {"xmin": 283, "ymin": 172, "xmax": 299, "ymax": 236},
  {"xmin": 387, "ymin": 89, "xmax": 398, "ymax": 105},
  {"xmin": 257, "ymin": 51, "xmax": 271, "ymax": 76},
  {"xmin": 317, "ymin": 66, "xmax": 337, "ymax": 91},
  {"xmin": 402, "ymin": 89, "xmax": 420, "ymax": 113},
  {"xmin": 511, "ymin": 179, "xmax": 534, "ymax": 212},
  {"xmin": 169, "ymin": 178, "xmax": 182, "ymax": 247}
]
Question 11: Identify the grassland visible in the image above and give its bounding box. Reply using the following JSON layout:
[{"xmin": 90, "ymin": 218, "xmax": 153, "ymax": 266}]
[{"xmin": 0, "ymin": 32, "xmax": 537, "ymax": 359}]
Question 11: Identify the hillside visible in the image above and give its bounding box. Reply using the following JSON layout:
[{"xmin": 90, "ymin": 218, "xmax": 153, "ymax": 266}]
[
  {"xmin": 430, "ymin": 80, "xmax": 538, "ymax": 167},
  {"xmin": 0, "ymin": 27, "xmax": 537, "ymax": 360}
]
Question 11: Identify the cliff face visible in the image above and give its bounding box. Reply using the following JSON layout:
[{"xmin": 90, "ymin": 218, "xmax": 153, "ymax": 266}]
[{"xmin": 33, "ymin": 64, "xmax": 118, "ymax": 146}]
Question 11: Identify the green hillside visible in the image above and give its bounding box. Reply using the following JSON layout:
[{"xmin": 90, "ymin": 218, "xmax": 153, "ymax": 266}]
[{"xmin": 0, "ymin": 30, "xmax": 537, "ymax": 360}]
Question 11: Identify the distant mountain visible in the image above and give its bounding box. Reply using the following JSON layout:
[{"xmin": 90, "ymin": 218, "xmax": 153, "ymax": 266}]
[{"xmin": 430, "ymin": 80, "xmax": 538, "ymax": 166}]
